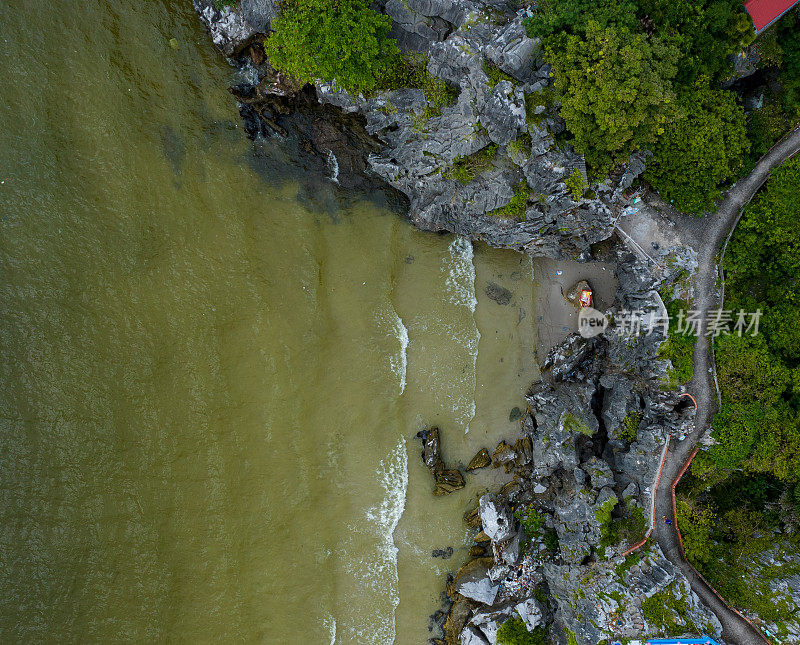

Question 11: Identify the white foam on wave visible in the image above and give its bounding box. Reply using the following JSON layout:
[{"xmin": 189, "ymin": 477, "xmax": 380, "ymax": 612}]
[
  {"xmin": 323, "ymin": 615, "xmax": 337, "ymax": 645},
  {"xmin": 326, "ymin": 149, "xmax": 340, "ymax": 184},
  {"xmin": 444, "ymin": 236, "xmax": 478, "ymax": 312},
  {"xmin": 442, "ymin": 237, "xmax": 480, "ymax": 432},
  {"xmin": 357, "ymin": 435, "xmax": 408, "ymax": 644},
  {"xmin": 376, "ymin": 305, "xmax": 409, "ymax": 395}
]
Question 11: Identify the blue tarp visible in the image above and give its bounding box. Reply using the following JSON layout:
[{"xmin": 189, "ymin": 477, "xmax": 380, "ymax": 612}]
[{"xmin": 647, "ymin": 638, "xmax": 722, "ymax": 645}]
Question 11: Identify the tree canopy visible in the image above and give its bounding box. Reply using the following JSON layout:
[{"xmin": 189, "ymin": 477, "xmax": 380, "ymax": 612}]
[
  {"xmin": 545, "ymin": 21, "xmax": 679, "ymax": 171},
  {"xmin": 644, "ymin": 81, "xmax": 749, "ymax": 213},
  {"xmin": 264, "ymin": 0, "xmax": 397, "ymax": 94}
]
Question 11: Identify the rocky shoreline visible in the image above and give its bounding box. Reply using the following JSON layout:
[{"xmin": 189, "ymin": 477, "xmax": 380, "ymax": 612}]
[{"xmin": 191, "ymin": 1, "xmax": 723, "ymax": 643}]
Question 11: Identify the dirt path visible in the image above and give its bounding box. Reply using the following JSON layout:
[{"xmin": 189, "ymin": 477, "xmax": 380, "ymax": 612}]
[{"xmin": 653, "ymin": 125, "xmax": 800, "ymax": 645}]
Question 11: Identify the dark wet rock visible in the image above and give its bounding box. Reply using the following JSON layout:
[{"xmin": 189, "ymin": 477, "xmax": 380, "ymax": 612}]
[
  {"xmin": 433, "ymin": 546, "xmax": 454, "ymax": 559},
  {"xmin": 485, "ymin": 281, "xmax": 513, "ymax": 305},
  {"xmin": 490, "ymin": 441, "xmax": 517, "ymax": 473},
  {"xmin": 508, "ymin": 406, "xmax": 523, "ymax": 422},
  {"xmin": 417, "ymin": 427, "xmax": 466, "ymax": 495},
  {"xmin": 466, "ymin": 448, "xmax": 491, "ymax": 471},
  {"xmin": 464, "ymin": 504, "xmax": 482, "ymax": 529}
]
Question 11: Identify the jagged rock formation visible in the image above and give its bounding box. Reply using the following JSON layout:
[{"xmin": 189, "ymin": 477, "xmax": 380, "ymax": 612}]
[
  {"xmin": 433, "ymin": 252, "xmax": 715, "ymax": 644},
  {"xmin": 193, "ymin": 0, "xmax": 276, "ymax": 56},
  {"xmin": 738, "ymin": 541, "xmax": 800, "ymax": 643},
  {"xmin": 316, "ymin": 5, "xmax": 632, "ymax": 258}
]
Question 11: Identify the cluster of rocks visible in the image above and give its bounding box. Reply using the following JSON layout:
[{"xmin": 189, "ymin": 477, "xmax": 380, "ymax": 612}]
[
  {"xmin": 739, "ymin": 541, "xmax": 800, "ymax": 643},
  {"xmin": 194, "ymin": 0, "xmax": 649, "ymax": 256},
  {"xmin": 417, "ymin": 427, "xmax": 467, "ymax": 495},
  {"xmin": 429, "ymin": 251, "xmax": 716, "ymax": 644}
]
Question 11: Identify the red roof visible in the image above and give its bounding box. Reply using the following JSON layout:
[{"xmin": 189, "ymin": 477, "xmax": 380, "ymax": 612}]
[{"xmin": 744, "ymin": 0, "xmax": 799, "ymax": 31}]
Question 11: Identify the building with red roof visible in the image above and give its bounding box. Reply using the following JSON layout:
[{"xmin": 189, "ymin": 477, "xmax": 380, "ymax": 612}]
[{"xmin": 744, "ymin": 0, "xmax": 799, "ymax": 32}]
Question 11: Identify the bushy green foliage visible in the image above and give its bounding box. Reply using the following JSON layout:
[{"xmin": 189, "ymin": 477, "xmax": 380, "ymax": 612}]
[
  {"xmin": 705, "ymin": 158, "xmax": 800, "ymax": 481},
  {"xmin": 497, "ymin": 618, "xmax": 548, "ymax": 645},
  {"xmin": 641, "ymin": 588, "xmax": 698, "ymax": 634},
  {"xmin": 595, "ymin": 496, "xmax": 618, "ymax": 550},
  {"xmin": 264, "ymin": 0, "xmax": 397, "ymax": 93},
  {"xmin": 214, "ymin": 0, "xmax": 236, "ymax": 10},
  {"xmin": 523, "ymin": 0, "xmax": 638, "ymax": 39},
  {"xmin": 444, "ymin": 144, "xmax": 498, "ymax": 184},
  {"xmin": 544, "ymin": 21, "xmax": 679, "ymax": 171},
  {"xmin": 564, "ymin": 169, "xmax": 587, "ymax": 200},
  {"xmin": 378, "ymin": 52, "xmax": 458, "ymax": 117},
  {"xmin": 483, "ymin": 60, "xmax": 516, "ymax": 88},
  {"xmin": 508, "ymin": 133, "xmax": 532, "ymax": 157},
  {"xmin": 636, "ymin": 0, "xmax": 755, "ymax": 83},
  {"xmin": 645, "ymin": 81, "xmax": 749, "ymax": 214},
  {"xmin": 543, "ymin": 528, "xmax": 560, "ymax": 552},
  {"xmin": 515, "ymin": 505, "xmax": 547, "ymax": 537},
  {"xmin": 676, "ymin": 499, "xmax": 716, "ymax": 567},
  {"xmin": 619, "ymin": 411, "xmax": 641, "ymax": 443},
  {"xmin": 615, "ymin": 553, "xmax": 640, "ymax": 578},
  {"xmin": 489, "ymin": 180, "xmax": 531, "ymax": 220}
]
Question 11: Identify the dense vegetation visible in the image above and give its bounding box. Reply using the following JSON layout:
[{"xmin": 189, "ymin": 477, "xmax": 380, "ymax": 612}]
[
  {"xmin": 265, "ymin": 0, "xmax": 398, "ymax": 93},
  {"xmin": 525, "ymin": 0, "xmax": 799, "ymax": 211},
  {"xmin": 497, "ymin": 617, "xmax": 548, "ymax": 645},
  {"xmin": 677, "ymin": 157, "xmax": 800, "ymax": 629}
]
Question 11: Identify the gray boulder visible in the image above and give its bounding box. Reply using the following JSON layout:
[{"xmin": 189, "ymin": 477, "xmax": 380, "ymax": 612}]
[
  {"xmin": 479, "ymin": 493, "xmax": 515, "ymax": 543},
  {"xmin": 193, "ymin": 0, "xmax": 276, "ymax": 56}
]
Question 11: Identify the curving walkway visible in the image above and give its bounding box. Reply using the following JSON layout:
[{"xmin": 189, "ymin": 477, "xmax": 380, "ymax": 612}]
[{"xmin": 653, "ymin": 125, "xmax": 800, "ymax": 645}]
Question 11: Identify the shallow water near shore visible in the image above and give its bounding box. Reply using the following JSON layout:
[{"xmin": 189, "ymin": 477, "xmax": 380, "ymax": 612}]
[{"xmin": 0, "ymin": 2, "xmax": 538, "ymax": 643}]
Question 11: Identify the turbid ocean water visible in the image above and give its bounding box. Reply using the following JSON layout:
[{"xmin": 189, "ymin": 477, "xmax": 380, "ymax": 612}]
[{"xmin": 0, "ymin": 2, "xmax": 539, "ymax": 642}]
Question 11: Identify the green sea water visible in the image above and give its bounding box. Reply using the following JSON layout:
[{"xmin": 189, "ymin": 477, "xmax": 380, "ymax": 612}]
[{"xmin": 0, "ymin": 2, "xmax": 539, "ymax": 642}]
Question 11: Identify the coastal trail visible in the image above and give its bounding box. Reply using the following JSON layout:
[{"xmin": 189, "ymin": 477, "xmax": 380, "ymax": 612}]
[{"xmin": 652, "ymin": 125, "xmax": 800, "ymax": 645}]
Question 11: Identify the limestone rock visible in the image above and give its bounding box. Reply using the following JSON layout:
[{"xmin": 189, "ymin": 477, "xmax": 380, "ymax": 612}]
[
  {"xmin": 479, "ymin": 494, "xmax": 514, "ymax": 543},
  {"xmin": 193, "ymin": 0, "xmax": 276, "ymax": 56},
  {"xmin": 454, "ymin": 557, "xmax": 499, "ymax": 605}
]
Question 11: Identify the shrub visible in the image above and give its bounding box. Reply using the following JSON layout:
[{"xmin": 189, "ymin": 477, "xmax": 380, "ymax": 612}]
[
  {"xmin": 564, "ymin": 169, "xmax": 587, "ymax": 200},
  {"xmin": 378, "ymin": 51, "xmax": 458, "ymax": 117},
  {"xmin": 483, "ymin": 60, "xmax": 516, "ymax": 88},
  {"xmin": 619, "ymin": 411, "xmax": 641, "ymax": 443},
  {"xmin": 497, "ymin": 617, "xmax": 548, "ymax": 645},
  {"xmin": 515, "ymin": 505, "xmax": 547, "ymax": 537},
  {"xmin": 489, "ymin": 180, "xmax": 531, "ymax": 220},
  {"xmin": 444, "ymin": 144, "xmax": 498, "ymax": 184},
  {"xmin": 265, "ymin": 0, "xmax": 398, "ymax": 94}
]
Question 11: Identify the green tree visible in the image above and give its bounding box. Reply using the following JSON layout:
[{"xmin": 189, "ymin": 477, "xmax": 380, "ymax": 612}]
[
  {"xmin": 645, "ymin": 81, "xmax": 749, "ymax": 214},
  {"xmin": 545, "ymin": 21, "xmax": 679, "ymax": 171},
  {"xmin": 636, "ymin": 0, "xmax": 755, "ymax": 82},
  {"xmin": 264, "ymin": 0, "xmax": 397, "ymax": 94},
  {"xmin": 523, "ymin": 0, "xmax": 637, "ymax": 39}
]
